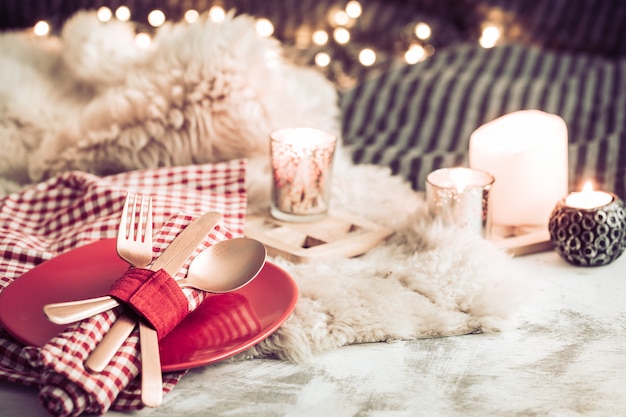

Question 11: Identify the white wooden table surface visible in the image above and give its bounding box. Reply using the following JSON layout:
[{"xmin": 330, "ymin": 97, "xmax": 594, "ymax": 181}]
[{"xmin": 2, "ymin": 250, "xmax": 625, "ymax": 417}]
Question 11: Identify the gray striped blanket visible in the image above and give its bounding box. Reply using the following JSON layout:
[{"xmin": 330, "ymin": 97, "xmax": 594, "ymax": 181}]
[{"xmin": 341, "ymin": 42, "xmax": 626, "ymax": 199}]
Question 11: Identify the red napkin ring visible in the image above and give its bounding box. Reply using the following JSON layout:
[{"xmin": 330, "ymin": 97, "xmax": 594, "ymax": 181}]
[{"xmin": 108, "ymin": 268, "xmax": 189, "ymax": 339}]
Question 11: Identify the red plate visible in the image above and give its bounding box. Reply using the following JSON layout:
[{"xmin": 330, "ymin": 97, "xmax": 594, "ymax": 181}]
[{"xmin": 0, "ymin": 239, "xmax": 298, "ymax": 372}]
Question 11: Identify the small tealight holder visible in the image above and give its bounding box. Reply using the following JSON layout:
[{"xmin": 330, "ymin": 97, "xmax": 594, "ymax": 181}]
[
  {"xmin": 426, "ymin": 167, "xmax": 495, "ymax": 238},
  {"xmin": 549, "ymin": 182, "xmax": 626, "ymax": 266},
  {"xmin": 270, "ymin": 127, "xmax": 337, "ymax": 222}
]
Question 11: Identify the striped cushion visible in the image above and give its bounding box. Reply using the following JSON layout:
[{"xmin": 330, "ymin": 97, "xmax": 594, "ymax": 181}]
[{"xmin": 340, "ymin": 42, "xmax": 626, "ymax": 199}]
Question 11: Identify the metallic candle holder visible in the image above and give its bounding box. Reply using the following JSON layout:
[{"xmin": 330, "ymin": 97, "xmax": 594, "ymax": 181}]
[
  {"xmin": 270, "ymin": 127, "xmax": 337, "ymax": 222},
  {"xmin": 426, "ymin": 167, "xmax": 495, "ymax": 238},
  {"xmin": 549, "ymin": 187, "xmax": 626, "ymax": 267}
]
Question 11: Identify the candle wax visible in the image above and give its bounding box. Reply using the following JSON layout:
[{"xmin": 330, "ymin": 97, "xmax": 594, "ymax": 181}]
[
  {"xmin": 565, "ymin": 182, "xmax": 613, "ymax": 209},
  {"xmin": 427, "ymin": 167, "xmax": 494, "ymax": 190},
  {"xmin": 469, "ymin": 110, "xmax": 568, "ymax": 227}
]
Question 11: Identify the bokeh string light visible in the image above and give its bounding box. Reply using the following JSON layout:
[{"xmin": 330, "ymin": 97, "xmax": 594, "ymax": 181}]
[
  {"xmin": 28, "ymin": 1, "xmax": 507, "ymax": 88},
  {"xmin": 312, "ymin": 30, "xmax": 329, "ymax": 46},
  {"xmin": 115, "ymin": 5, "xmax": 131, "ymax": 22},
  {"xmin": 414, "ymin": 22, "xmax": 431, "ymax": 40},
  {"xmin": 147, "ymin": 9, "xmax": 166, "ymax": 27},
  {"xmin": 96, "ymin": 6, "xmax": 112, "ymax": 22},
  {"xmin": 33, "ymin": 20, "xmax": 50, "ymax": 36},
  {"xmin": 208, "ymin": 5, "xmax": 226, "ymax": 23},
  {"xmin": 345, "ymin": 1, "xmax": 362, "ymax": 19},
  {"xmin": 255, "ymin": 18, "xmax": 274, "ymax": 37},
  {"xmin": 184, "ymin": 9, "xmax": 200, "ymax": 23},
  {"xmin": 479, "ymin": 25, "xmax": 502, "ymax": 48}
]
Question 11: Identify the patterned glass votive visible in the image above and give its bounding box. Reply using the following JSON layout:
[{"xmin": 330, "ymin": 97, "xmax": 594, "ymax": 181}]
[
  {"xmin": 549, "ymin": 186, "xmax": 626, "ymax": 266},
  {"xmin": 426, "ymin": 167, "xmax": 495, "ymax": 238},
  {"xmin": 270, "ymin": 127, "xmax": 337, "ymax": 222}
]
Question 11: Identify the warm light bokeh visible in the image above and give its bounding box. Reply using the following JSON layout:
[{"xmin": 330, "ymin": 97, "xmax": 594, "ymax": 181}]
[
  {"xmin": 115, "ymin": 6, "xmax": 131, "ymax": 22},
  {"xmin": 33, "ymin": 20, "xmax": 49, "ymax": 36},
  {"xmin": 312, "ymin": 30, "xmax": 329, "ymax": 45},
  {"xmin": 147, "ymin": 9, "xmax": 166, "ymax": 27},
  {"xmin": 358, "ymin": 48, "xmax": 376, "ymax": 66},
  {"xmin": 96, "ymin": 7, "xmax": 112, "ymax": 22},
  {"xmin": 479, "ymin": 25, "xmax": 501, "ymax": 48},
  {"xmin": 256, "ymin": 18, "xmax": 274, "ymax": 37},
  {"xmin": 333, "ymin": 27, "xmax": 350, "ymax": 44},
  {"xmin": 345, "ymin": 1, "xmax": 363, "ymax": 18},
  {"xmin": 414, "ymin": 22, "xmax": 431, "ymax": 40},
  {"xmin": 208, "ymin": 5, "xmax": 225, "ymax": 22},
  {"xmin": 184, "ymin": 9, "xmax": 199, "ymax": 23},
  {"xmin": 315, "ymin": 52, "xmax": 331, "ymax": 67},
  {"xmin": 404, "ymin": 44, "xmax": 425, "ymax": 64},
  {"xmin": 135, "ymin": 32, "xmax": 151, "ymax": 48}
]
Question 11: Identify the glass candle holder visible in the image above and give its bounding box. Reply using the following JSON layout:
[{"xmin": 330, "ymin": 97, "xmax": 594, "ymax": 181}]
[
  {"xmin": 426, "ymin": 167, "xmax": 495, "ymax": 238},
  {"xmin": 270, "ymin": 127, "xmax": 337, "ymax": 222},
  {"xmin": 549, "ymin": 183, "xmax": 626, "ymax": 266}
]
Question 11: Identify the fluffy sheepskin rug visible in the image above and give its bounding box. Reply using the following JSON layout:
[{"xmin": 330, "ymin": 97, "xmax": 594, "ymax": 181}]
[
  {"xmin": 0, "ymin": 10, "xmax": 339, "ymax": 196},
  {"xmin": 0, "ymin": 11, "xmax": 527, "ymax": 361},
  {"xmin": 246, "ymin": 160, "xmax": 530, "ymax": 362}
]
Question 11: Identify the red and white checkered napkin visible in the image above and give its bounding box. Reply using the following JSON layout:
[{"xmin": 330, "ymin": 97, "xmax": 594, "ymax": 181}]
[{"xmin": 0, "ymin": 160, "xmax": 248, "ymax": 416}]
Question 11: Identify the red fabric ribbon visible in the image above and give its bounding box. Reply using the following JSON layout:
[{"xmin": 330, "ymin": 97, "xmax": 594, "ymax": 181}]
[{"xmin": 108, "ymin": 268, "xmax": 189, "ymax": 339}]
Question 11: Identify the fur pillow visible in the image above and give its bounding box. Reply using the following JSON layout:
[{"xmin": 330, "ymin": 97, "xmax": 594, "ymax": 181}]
[{"xmin": 0, "ymin": 11, "xmax": 339, "ymax": 196}]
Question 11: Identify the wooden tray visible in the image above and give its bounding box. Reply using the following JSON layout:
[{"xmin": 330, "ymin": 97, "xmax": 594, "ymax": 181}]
[
  {"xmin": 490, "ymin": 224, "xmax": 553, "ymax": 257},
  {"xmin": 244, "ymin": 210, "xmax": 393, "ymax": 263}
]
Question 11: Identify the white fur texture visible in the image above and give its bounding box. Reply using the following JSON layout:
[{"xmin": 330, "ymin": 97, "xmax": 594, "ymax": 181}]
[
  {"xmin": 0, "ymin": 11, "xmax": 339, "ymax": 195},
  {"xmin": 0, "ymin": 11, "xmax": 527, "ymax": 362},
  {"xmin": 244, "ymin": 160, "xmax": 529, "ymax": 362}
]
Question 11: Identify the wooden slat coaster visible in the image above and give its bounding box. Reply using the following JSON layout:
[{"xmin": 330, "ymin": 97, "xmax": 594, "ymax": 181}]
[
  {"xmin": 489, "ymin": 224, "xmax": 553, "ymax": 257},
  {"xmin": 244, "ymin": 210, "xmax": 393, "ymax": 263}
]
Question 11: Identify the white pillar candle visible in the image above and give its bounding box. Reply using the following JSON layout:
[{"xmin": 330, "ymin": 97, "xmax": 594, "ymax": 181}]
[{"xmin": 469, "ymin": 110, "xmax": 568, "ymax": 227}]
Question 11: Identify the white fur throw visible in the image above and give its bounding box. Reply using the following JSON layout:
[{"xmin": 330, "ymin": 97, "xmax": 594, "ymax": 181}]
[
  {"xmin": 0, "ymin": 10, "xmax": 340, "ymax": 195},
  {"xmin": 245, "ymin": 160, "xmax": 529, "ymax": 362},
  {"xmin": 0, "ymin": 11, "xmax": 527, "ymax": 362}
]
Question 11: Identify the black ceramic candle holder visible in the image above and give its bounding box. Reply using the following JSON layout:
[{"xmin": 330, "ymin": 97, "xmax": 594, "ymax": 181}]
[{"xmin": 549, "ymin": 194, "xmax": 626, "ymax": 266}]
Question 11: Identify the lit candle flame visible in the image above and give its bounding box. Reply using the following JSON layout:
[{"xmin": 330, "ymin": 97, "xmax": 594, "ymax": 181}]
[{"xmin": 565, "ymin": 180, "xmax": 613, "ymax": 209}]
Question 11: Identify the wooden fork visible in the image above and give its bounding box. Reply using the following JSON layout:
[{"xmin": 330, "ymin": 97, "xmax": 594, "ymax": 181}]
[{"xmin": 88, "ymin": 193, "xmax": 163, "ymax": 407}]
